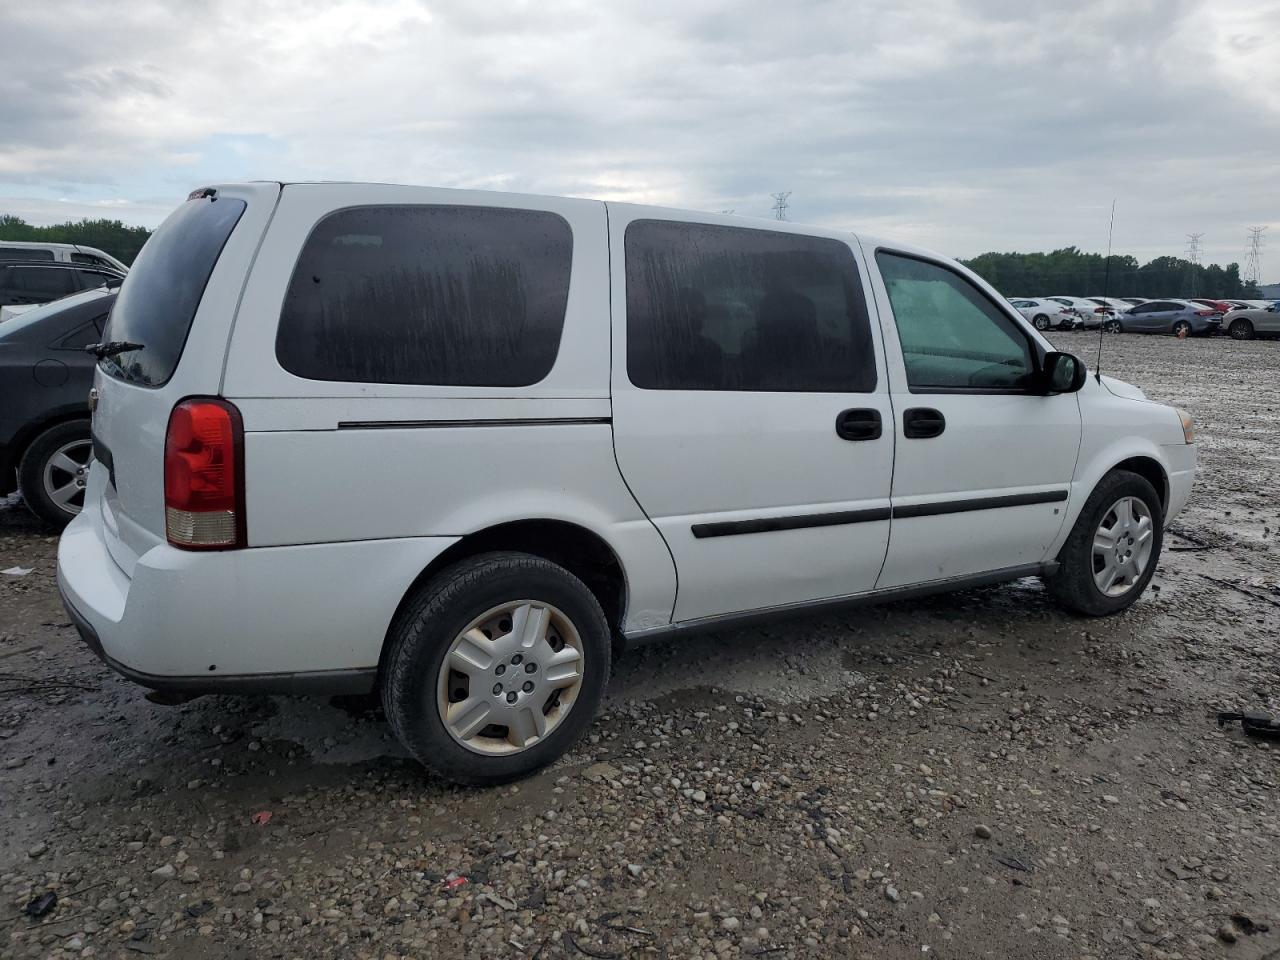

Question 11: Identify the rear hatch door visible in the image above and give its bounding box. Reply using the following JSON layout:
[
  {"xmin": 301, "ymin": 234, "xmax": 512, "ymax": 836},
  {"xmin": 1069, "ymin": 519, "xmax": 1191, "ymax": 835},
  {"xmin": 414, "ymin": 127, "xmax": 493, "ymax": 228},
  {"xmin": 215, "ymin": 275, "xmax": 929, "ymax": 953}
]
[{"xmin": 90, "ymin": 183, "xmax": 279, "ymax": 575}]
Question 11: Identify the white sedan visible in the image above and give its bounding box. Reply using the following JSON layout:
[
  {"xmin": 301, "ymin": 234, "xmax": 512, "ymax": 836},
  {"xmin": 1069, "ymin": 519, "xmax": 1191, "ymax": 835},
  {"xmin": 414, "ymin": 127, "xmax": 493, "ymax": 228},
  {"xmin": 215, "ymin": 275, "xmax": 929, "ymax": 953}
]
[
  {"xmin": 1008, "ymin": 297, "xmax": 1080, "ymax": 331},
  {"xmin": 1045, "ymin": 296, "xmax": 1107, "ymax": 329}
]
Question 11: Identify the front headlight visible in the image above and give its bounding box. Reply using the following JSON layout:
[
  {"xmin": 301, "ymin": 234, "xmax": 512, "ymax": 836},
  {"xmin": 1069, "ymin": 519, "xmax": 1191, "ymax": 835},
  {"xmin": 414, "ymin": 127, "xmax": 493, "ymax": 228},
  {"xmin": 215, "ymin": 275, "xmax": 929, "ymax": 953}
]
[{"xmin": 1176, "ymin": 408, "xmax": 1195, "ymax": 444}]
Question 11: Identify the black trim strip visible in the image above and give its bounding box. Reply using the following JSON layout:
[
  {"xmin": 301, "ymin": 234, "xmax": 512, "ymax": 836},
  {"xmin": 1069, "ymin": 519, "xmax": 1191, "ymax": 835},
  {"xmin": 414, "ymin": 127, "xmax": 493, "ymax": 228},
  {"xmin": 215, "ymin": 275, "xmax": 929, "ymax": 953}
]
[
  {"xmin": 689, "ymin": 490, "xmax": 1068, "ymax": 539},
  {"xmin": 621, "ymin": 562, "xmax": 1052, "ymax": 649},
  {"xmin": 892, "ymin": 489, "xmax": 1068, "ymax": 519},
  {"xmin": 337, "ymin": 416, "xmax": 611, "ymax": 430},
  {"xmin": 692, "ymin": 507, "xmax": 891, "ymax": 539}
]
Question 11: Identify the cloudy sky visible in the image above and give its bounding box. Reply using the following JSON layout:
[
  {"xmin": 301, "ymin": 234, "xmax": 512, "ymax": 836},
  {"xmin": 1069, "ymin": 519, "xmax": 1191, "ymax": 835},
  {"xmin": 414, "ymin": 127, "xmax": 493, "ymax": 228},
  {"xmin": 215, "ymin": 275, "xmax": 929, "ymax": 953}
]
[{"xmin": 3, "ymin": 0, "xmax": 1278, "ymax": 275}]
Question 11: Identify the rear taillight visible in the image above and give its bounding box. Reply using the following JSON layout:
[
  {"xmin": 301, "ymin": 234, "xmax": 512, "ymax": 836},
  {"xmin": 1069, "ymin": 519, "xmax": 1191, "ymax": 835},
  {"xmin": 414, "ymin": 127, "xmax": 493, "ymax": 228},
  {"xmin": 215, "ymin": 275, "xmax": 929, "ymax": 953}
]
[
  {"xmin": 1195, "ymin": 309, "xmax": 1214, "ymax": 316},
  {"xmin": 1094, "ymin": 306, "xmax": 1108, "ymax": 313},
  {"xmin": 164, "ymin": 398, "xmax": 245, "ymax": 550}
]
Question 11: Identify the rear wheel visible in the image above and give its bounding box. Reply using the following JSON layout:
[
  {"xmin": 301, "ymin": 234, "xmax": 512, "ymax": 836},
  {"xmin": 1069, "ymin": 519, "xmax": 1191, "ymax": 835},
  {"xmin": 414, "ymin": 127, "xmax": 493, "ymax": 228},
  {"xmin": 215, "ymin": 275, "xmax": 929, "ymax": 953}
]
[
  {"xmin": 1229, "ymin": 318, "xmax": 1254, "ymax": 340},
  {"xmin": 1045, "ymin": 470, "xmax": 1163, "ymax": 616},
  {"xmin": 19, "ymin": 420, "xmax": 92, "ymax": 527},
  {"xmin": 1172, "ymin": 320, "xmax": 1192, "ymax": 338},
  {"xmin": 1032, "ymin": 314, "xmax": 1051, "ymax": 331},
  {"xmin": 381, "ymin": 552, "xmax": 610, "ymax": 785}
]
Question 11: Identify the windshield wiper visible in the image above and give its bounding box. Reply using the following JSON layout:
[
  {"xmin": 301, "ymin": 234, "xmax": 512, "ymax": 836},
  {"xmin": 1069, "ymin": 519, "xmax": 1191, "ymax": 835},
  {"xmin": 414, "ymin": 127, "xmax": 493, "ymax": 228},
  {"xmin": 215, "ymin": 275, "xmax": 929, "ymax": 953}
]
[{"xmin": 85, "ymin": 341, "xmax": 145, "ymax": 360}]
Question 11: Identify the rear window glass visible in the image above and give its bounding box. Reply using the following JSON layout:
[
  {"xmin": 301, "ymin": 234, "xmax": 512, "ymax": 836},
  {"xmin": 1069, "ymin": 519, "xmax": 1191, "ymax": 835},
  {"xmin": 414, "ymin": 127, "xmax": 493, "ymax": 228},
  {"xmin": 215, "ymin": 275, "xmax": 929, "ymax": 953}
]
[
  {"xmin": 101, "ymin": 196, "xmax": 246, "ymax": 386},
  {"xmin": 2, "ymin": 247, "xmax": 56, "ymax": 261},
  {"xmin": 276, "ymin": 205, "xmax": 573, "ymax": 387}
]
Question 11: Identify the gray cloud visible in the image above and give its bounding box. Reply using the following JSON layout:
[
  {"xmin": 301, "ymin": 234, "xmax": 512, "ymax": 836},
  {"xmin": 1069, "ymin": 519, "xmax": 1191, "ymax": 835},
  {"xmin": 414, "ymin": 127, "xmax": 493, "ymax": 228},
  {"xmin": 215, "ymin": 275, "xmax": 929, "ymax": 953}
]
[{"xmin": 1, "ymin": 0, "xmax": 1277, "ymax": 274}]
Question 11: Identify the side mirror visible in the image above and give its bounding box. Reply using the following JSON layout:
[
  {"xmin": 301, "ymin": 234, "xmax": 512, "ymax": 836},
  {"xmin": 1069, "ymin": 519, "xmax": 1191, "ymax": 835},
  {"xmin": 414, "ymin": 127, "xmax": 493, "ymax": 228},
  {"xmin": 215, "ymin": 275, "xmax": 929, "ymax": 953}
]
[{"xmin": 1041, "ymin": 351, "xmax": 1087, "ymax": 394}]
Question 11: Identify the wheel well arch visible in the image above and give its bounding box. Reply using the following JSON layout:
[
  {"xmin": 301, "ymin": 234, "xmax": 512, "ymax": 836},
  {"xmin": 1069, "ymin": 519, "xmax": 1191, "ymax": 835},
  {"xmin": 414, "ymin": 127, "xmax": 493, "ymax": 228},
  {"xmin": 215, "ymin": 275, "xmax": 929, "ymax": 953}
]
[
  {"xmin": 1110, "ymin": 456, "xmax": 1168, "ymax": 513},
  {"xmin": 380, "ymin": 519, "xmax": 629, "ymax": 674}
]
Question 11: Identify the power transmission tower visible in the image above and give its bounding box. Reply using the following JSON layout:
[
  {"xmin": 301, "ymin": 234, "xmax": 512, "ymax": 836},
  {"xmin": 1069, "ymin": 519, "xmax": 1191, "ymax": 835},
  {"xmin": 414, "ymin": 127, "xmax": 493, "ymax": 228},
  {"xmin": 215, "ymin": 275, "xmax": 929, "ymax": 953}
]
[
  {"xmin": 770, "ymin": 191, "xmax": 791, "ymax": 221},
  {"xmin": 1244, "ymin": 226, "xmax": 1267, "ymax": 289},
  {"xmin": 1184, "ymin": 232, "xmax": 1204, "ymax": 297}
]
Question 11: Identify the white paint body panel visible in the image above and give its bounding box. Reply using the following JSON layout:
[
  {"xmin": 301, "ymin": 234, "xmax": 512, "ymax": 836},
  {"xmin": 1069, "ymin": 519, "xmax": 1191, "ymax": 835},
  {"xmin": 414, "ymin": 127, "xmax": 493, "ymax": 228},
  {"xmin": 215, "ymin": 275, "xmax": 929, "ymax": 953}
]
[
  {"xmin": 59, "ymin": 465, "xmax": 458, "ymax": 675},
  {"xmin": 860, "ymin": 238, "xmax": 1082, "ymax": 588},
  {"xmin": 607, "ymin": 205, "xmax": 894, "ymax": 621}
]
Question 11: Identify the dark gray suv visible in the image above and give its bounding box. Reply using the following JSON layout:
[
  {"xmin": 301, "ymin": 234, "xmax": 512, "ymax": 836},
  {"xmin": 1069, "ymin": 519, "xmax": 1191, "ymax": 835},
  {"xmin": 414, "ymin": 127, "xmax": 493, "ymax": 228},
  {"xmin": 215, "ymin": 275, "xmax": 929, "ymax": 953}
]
[{"xmin": 0, "ymin": 288, "xmax": 115, "ymax": 524}]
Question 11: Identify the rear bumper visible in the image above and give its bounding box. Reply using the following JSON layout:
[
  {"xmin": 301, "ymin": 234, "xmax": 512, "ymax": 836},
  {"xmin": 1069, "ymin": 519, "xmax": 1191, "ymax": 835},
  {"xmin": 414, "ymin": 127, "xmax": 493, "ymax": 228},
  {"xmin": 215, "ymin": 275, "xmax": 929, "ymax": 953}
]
[{"xmin": 56, "ymin": 492, "xmax": 460, "ymax": 696}]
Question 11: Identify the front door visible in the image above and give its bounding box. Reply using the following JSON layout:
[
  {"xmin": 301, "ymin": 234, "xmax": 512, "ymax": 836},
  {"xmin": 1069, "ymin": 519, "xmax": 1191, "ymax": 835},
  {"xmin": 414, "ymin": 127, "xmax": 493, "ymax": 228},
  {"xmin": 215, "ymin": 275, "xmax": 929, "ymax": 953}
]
[
  {"xmin": 609, "ymin": 210, "xmax": 895, "ymax": 624},
  {"xmin": 864, "ymin": 248, "xmax": 1082, "ymax": 590}
]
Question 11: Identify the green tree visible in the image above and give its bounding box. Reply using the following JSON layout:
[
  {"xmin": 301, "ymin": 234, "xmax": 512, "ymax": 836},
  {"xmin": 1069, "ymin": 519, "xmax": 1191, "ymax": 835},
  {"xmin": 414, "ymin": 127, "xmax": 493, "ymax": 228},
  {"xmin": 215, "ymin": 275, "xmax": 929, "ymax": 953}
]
[
  {"xmin": 0, "ymin": 215, "xmax": 152, "ymax": 265},
  {"xmin": 963, "ymin": 248, "xmax": 1253, "ymax": 299}
]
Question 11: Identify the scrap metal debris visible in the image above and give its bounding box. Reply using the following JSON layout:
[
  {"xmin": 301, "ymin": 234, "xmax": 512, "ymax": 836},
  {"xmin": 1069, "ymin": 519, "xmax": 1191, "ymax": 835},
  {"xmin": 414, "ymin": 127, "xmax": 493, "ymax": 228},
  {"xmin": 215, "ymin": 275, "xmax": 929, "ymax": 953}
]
[{"xmin": 1217, "ymin": 711, "xmax": 1280, "ymax": 741}]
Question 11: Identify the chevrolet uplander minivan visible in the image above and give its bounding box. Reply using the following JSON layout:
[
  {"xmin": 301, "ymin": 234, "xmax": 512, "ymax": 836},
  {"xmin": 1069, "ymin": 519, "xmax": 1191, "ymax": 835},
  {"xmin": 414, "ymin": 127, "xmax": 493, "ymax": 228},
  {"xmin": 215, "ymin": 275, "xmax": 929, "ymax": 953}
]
[{"xmin": 57, "ymin": 183, "xmax": 1196, "ymax": 784}]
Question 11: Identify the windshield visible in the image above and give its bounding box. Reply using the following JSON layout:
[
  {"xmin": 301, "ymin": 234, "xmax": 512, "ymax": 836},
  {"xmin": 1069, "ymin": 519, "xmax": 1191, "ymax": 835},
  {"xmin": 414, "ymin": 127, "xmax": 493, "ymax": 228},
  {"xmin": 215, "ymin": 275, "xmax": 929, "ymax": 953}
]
[{"xmin": 100, "ymin": 195, "xmax": 245, "ymax": 386}]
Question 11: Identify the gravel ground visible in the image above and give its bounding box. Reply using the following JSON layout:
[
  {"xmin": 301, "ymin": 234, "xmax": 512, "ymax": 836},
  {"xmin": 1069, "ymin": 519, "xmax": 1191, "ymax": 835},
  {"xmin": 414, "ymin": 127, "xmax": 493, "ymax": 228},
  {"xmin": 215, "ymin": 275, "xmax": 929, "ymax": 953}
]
[{"xmin": 1, "ymin": 331, "xmax": 1278, "ymax": 960}]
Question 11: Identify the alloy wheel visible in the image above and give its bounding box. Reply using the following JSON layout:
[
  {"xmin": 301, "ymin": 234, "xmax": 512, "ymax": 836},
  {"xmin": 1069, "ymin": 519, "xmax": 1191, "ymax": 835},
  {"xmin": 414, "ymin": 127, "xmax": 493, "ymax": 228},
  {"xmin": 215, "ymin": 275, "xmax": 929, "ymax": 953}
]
[
  {"xmin": 437, "ymin": 600, "xmax": 585, "ymax": 755},
  {"xmin": 41, "ymin": 438, "xmax": 92, "ymax": 517},
  {"xmin": 1091, "ymin": 496, "xmax": 1154, "ymax": 597}
]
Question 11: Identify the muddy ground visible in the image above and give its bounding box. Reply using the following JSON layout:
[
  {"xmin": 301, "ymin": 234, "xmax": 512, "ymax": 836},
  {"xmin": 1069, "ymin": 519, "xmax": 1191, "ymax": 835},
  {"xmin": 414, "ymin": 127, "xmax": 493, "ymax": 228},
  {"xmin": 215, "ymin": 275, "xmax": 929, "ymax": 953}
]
[{"xmin": 1, "ymin": 330, "xmax": 1277, "ymax": 960}]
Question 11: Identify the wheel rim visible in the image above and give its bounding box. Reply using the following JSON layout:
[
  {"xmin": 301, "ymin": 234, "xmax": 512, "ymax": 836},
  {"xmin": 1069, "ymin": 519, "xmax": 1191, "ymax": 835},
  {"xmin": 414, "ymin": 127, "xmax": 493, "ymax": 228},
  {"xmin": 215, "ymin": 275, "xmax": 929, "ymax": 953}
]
[
  {"xmin": 437, "ymin": 600, "xmax": 585, "ymax": 756},
  {"xmin": 42, "ymin": 438, "xmax": 92, "ymax": 516},
  {"xmin": 1092, "ymin": 496, "xmax": 1155, "ymax": 597},
  {"xmin": 1034, "ymin": 316, "xmax": 1049, "ymax": 330},
  {"xmin": 1231, "ymin": 321, "xmax": 1250, "ymax": 340},
  {"xmin": 1105, "ymin": 321, "xmax": 1121, "ymax": 333},
  {"xmin": 1174, "ymin": 322, "xmax": 1190, "ymax": 338}
]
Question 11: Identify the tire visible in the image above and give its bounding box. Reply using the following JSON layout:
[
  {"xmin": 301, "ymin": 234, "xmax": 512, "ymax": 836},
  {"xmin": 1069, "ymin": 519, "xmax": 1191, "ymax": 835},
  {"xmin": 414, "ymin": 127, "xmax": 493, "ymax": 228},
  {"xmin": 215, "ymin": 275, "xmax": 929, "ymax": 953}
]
[
  {"xmin": 18, "ymin": 419, "xmax": 92, "ymax": 527},
  {"xmin": 1103, "ymin": 319, "xmax": 1123, "ymax": 334},
  {"xmin": 1032, "ymin": 314, "xmax": 1051, "ymax": 331},
  {"xmin": 1044, "ymin": 470, "xmax": 1163, "ymax": 617},
  {"xmin": 1229, "ymin": 318, "xmax": 1254, "ymax": 340},
  {"xmin": 381, "ymin": 551, "xmax": 611, "ymax": 786},
  {"xmin": 1172, "ymin": 320, "xmax": 1192, "ymax": 338}
]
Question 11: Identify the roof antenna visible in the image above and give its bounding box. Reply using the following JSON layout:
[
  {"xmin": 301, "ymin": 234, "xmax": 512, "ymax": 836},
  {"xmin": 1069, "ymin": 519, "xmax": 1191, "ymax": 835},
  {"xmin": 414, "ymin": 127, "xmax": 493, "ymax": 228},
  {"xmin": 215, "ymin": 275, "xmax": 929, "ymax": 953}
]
[{"xmin": 1095, "ymin": 198, "xmax": 1116, "ymax": 383}]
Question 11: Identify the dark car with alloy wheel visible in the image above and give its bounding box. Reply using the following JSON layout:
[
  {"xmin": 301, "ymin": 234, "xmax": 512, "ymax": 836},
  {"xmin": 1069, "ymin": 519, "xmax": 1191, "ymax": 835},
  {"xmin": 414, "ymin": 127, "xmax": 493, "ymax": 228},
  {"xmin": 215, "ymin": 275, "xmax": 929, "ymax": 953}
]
[
  {"xmin": 0, "ymin": 287, "xmax": 115, "ymax": 525},
  {"xmin": 1103, "ymin": 299, "xmax": 1222, "ymax": 337}
]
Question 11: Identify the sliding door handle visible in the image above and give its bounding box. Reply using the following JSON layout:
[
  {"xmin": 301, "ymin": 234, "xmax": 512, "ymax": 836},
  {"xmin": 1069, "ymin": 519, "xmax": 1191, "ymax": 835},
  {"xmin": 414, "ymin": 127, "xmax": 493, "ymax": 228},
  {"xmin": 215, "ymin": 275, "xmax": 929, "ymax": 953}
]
[
  {"xmin": 903, "ymin": 407, "xmax": 946, "ymax": 439},
  {"xmin": 835, "ymin": 408, "xmax": 882, "ymax": 441}
]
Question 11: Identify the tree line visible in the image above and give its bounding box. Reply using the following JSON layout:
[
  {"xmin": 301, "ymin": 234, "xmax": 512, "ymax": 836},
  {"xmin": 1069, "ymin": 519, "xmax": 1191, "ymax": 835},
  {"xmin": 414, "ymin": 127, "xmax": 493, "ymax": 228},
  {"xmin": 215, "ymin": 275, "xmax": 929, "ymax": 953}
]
[
  {"xmin": 0, "ymin": 215, "xmax": 153, "ymax": 265},
  {"xmin": 961, "ymin": 247, "xmax": 1258, "ymax": 299}
]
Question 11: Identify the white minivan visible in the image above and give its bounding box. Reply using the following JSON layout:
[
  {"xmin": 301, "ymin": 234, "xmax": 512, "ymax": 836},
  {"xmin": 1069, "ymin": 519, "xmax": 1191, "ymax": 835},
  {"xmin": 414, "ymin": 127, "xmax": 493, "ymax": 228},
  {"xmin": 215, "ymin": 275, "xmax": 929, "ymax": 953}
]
[{"xmin": 57, "ymin": 183, "xmax": 1197, "ymax": 784}]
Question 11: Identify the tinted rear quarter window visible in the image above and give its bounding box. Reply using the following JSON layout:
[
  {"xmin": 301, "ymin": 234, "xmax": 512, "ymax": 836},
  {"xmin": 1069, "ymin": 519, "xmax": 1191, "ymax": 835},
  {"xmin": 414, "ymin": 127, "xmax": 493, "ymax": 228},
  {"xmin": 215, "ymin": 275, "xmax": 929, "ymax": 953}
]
[
  {"xmin": 625, "ymin": 220, "xmax": 875, "ymax": 392},
  {"xmin": 101, "ymin": 196, "xmax": 246, "ymax": 386},
  {"xmin": 276, "ymin": 205, "xmax": 573, "ymax": 387},
  {"xmin": 2, "ymin": 248, "xmax": 56, "ymax": 261}
]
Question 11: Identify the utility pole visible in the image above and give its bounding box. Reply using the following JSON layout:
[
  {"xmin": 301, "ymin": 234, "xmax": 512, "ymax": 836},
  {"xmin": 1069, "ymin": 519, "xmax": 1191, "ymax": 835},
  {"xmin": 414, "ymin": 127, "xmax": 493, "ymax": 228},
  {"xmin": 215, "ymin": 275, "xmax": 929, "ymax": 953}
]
[
  {"xmin": 770, "ymin": 191, "xmax": 791, "ymax": 221},
  {"xmin": 1244, "ymin": 226, "xmax": 1267, "ymax": 290},
  {"xmin": 1184, "ymin": 232, "xmax": 1204, "ymax": 297}
]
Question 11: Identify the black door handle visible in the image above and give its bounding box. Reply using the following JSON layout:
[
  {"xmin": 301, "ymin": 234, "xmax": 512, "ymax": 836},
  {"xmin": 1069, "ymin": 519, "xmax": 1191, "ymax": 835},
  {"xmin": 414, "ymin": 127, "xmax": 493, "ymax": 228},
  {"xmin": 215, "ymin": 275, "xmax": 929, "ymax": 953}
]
[
  {"xmin": 835, "ymin": 408, "xmax": 882, "ymax": 441},
  {"xmin": 903, "ymin": 407, "xmax": 946, "ymax": 439}
]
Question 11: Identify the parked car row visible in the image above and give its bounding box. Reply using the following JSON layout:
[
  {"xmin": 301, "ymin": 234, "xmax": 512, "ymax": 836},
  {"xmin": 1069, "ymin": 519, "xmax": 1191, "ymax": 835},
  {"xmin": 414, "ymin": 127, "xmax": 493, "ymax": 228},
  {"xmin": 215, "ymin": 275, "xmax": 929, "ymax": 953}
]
[{"xmin": 1009, "ymin": 293, "xmax": 1280, "ymax": 339}]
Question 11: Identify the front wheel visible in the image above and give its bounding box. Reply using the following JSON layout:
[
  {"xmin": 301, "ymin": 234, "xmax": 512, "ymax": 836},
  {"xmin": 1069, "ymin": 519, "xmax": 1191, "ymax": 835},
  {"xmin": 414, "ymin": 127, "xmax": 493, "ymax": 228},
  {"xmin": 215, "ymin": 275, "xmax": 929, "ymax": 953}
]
[
  {"xmin": 1103, "ymin": 319, "xmax": 1123, "ymax": 334},
  {"xmin": 381, "ymin": 552, "xmax": 611, "ymax": 785},
  {"xmin": 1229, "ymin": 318, "xmax": 1254, "ymax": 340},
  {"xmin": 1045, "ymin": 470, "xmax": 1163, "ymax": 616},
  {"xmin": 1172, "ymin": 320, "xmax": 1192, "ymax": 338}
]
